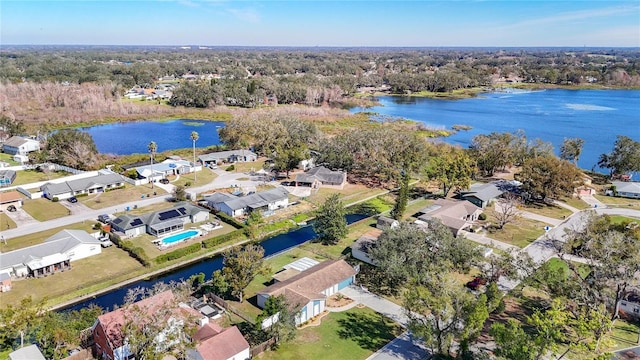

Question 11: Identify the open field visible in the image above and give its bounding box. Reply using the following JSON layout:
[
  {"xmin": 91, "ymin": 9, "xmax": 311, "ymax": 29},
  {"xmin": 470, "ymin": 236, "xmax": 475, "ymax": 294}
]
[
  {"xmin": 81, "ymin": 183, "xmax": 168, "ymax": 210},
  {"xmin": 21, "ymin": 198, "xmax": 71, "ymax": 221},
  {"xmin": 595, "ymin": 195, "xmax": 640, "ymax": 210},
  {"xmin": 307, "ymin": 184, "xmax": 389, "ymax": 207},
  {"xmin": 10, "ymin": 169, "xmax": 71, "ymax": 186},
  {"xmin": 170, "ymin": 167, "xmax": 217, "ymax": 189},
  {"xmin": 257, "ymin": 307, "xmax": 402, "ymax": 360},
  {"xmin": 224, "ymin": 158, "xmax": 268, "ymax": 174},
  {"xmin": 0, "ymin": 245, "xmax": 144, "ymax": 307},
  {"xmin": 522, "ymin": 202, "xmax": 573, "ymax": 220}
]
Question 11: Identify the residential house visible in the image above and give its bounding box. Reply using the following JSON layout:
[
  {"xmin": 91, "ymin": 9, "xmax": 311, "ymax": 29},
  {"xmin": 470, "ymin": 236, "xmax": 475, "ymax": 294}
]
[
  {"xmin": 2, "ymin": 136, "xmax": 40, "ymax": 155},
  {"xmin": 417, "ymin": 199, "xmax": 482, "ymax": 237},
  {"xmin": 41, "ymin": 172, "xmax": 126, "ymax": 200},
  {"xmin": 376, "ymin": 216, "xmax": 399, "ymax": 230},
  {"xmin": 198, "ymin": 150, "xmax": 258, "ymax": 166},
  {"xmin": 613, "ymin": 181, "xmax": 640, "ymax": 199},
  {"xmin": 0, "ymin": 169, "xmax": 16, "ymax": 187},
  {"xmin": 257, "ymin": 259, "xmax": 357, "ymax": 325},
  {"xmin": 460, "ymin": 182, "xmax": 504, "ymax": 209},
  {"xmin": 0, "ymin": 273, "xmax": 11, "ymax": 292},
  {"xmin": 190, "ymin": 323, "xmax": 251, "ymax": 360},
  {"xmin": 351, "ymin": 229, "xmax": 382, "ymax": 265},
  {"xmin": 93, "ymin": 290, "xmax": 208, "ymax": 360},
  {"xmin": 135, "ymin": 159, "xmax": 196, "ymax": 184},
  {"xmin": 8, "ymin": 344, "xmax": 46, "ymax": 360},
  {"xmin": 0, "ymin": 229, "xmax": 102, "ymax": 278},
  {"xmin": 204, "ymin": 188, "xmax": 289, "ymax": 217},
  {"xmin": 0, "ymin": 190, "xmax": 22, "ymax": 211},
  {"xmin": 618, "ymin": 291, "xmax": 640, "ymax": 321},
  {"xmin": 110, "ymin": 202, "xmax": 209, "ymax": 238},
  {"xmin": 295, "ymin": 166, "xmax": 347, "ymax": 189}
]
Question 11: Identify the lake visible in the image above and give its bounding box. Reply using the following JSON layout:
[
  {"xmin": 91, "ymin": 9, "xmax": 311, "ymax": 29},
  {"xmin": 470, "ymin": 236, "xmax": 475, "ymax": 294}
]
[
  {"xmin": 80, "ymin": 119, "xmax": 225, "ymax": 155},
  {"xmin": 351, "ymin": 89, "xmax": 640, "ymax": 172}
]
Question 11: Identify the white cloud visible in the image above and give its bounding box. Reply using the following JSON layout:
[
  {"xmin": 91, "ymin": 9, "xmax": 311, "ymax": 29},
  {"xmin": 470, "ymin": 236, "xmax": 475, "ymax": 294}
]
[{"xmin": 499, "ymin": 4, "xmax": 639, "ymax": 30}]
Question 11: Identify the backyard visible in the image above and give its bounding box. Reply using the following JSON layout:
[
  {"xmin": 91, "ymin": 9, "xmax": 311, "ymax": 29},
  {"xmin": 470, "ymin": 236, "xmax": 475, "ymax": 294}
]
[
  {"xmin": 257, "ymin": 307, "xmax": 402, "ymax": 360},
  {"xmin": 81, "ymin": 183, "xmax": 168, "ymax": 209},
  {"xmin": 10, "ymin": 169, "xmax": 71, "ymax": 186},
  {"xmin": 482, "ymin": 216, "xmax": 547, "ymax": 248}
]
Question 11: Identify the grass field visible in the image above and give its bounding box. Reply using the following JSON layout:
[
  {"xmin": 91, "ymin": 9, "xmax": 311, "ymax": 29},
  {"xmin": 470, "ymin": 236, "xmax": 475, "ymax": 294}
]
[
  {"xmin": 10, "ymin": 169, "xmax": 70, "ymax": 186},
  {"xmin": 81, "ymin": 183, "xmax": 168, "ymax": 210},
  {"xmin": 257, "ymin": 307, "xmax": 402, "ymax": 360},
  {"xmin": 0, "ymin": 245, "xmax": 144, "ymax": 307},
  {"xmin": 170, "ymin": 167, "xmax": 217, "ymax": 189},
  {"xmin": 522, "ymin": 202, "xmax": 573, "ymax": 220},
  {"xmin": 484, "ymin": 217, "xmax": 547, "ymax": 248},
  {"xmin": 560, "ymin": 196, "xmax": 590, "ymax": 210},
  {"xmin": 609, "ymin": 215, "xmax": 640, "ymax": 225},
  {"xmin": 21, "ymin": 198, "xmax": 70, "ymax": 221},
  {"xmin": 595, "ymin": 195, "xmax": 640, "ymax": 210},
  {"xmin": 0, "ymin": 212, "xmax": 17, "ymax": 230},
  {"xmin": 307, "ymin": 184, "xmax": 389, "ymax": 207},
  {"xmin": 0, "ymin": 153, "xmax": 20, "ymax": 166}
]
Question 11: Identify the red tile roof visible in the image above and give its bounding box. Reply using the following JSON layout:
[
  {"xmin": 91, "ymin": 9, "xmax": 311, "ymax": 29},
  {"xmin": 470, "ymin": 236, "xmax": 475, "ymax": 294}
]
[{"xmin": 195, "ymin": 326, "xmax": 249, "ymax": 360}]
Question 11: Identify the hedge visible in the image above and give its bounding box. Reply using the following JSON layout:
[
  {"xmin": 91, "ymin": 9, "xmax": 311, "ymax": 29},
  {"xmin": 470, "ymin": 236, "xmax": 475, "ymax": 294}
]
[
  {"xmin": 216, "ymin": 212, "xmax": 246, "ymax": 229},
  {"xmin": 202, "ymin": 229, "xmax": 246, "ymax": 249},
  {"xmin": 118, "ymin": 240, "xmax": 150, "ymax": 267},
  {"xmin": 156, "ymin": 243, "xmax": 202, "ymax": 264}
]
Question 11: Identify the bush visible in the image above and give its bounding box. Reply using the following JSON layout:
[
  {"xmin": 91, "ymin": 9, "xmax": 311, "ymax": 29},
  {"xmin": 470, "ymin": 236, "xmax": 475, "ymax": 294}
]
[
  {"xmin": 106, "ymin": 185, "xmax": 125, "ymax": 192},
  {"xmin": 92, "ymin": 222, "xmax": 102, "ymax": 230},
  {"xmin": 76, "ymin": 193, "xmax": 88, "ymax": 198},
  {"xmin": 478, "ymin": 213, "xmax": 487, "ymax": 221},
  {"xmin": 156, "ymin": 242, "xmax": 202, "ymax": 263},
  {"xmin": 202, "ymin": 230, "xmax": 246, "ymax": 249},
  {"xmin": 185, "ymin": 181, "xmax": 192, "ymax": 187},
  {"xmin": 216, "ymin": 212, "xmax": 246, "ymax": 229},
  {"xmin": 225, "ymin": 165, "xmax": 235, "ymax": 172},
  {"xmin": 119, "ymin": 240, "xmax": 150, "ymax": 267},
  {"xmin": 52, "ymin": 197, "xmax": 59, "ymax": 202}
]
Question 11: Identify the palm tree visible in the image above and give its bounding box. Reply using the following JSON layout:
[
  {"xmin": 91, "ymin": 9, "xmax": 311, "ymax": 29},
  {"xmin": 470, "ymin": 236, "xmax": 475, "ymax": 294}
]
[
  {"xmin": 148, "ymin": 141, "xmax": 157, "ymax": 189},
  {"xmin": 190, "ymin": 131, "xmax": 199, "ymax": 182}
]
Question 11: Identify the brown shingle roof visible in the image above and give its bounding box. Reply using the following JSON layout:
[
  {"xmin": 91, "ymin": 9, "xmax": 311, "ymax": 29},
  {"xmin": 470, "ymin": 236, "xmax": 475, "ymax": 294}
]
[
  {"xmin": 258, "ymin": 259, "xmax": 356, "ymax": 302},
  {"xmin": 195, "ymin": 326, "xmax": 249, "ymax": 360},
  {"xmin": 0, "ymin": 191, "xmax": 22, "ymax": 204}
]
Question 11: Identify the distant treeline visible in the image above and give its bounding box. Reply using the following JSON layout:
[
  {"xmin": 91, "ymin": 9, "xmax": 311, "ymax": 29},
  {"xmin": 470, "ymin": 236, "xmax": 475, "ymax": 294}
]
[{"xmin": 1, "ymin": 47, "xmax": 639, "ymax": 107}]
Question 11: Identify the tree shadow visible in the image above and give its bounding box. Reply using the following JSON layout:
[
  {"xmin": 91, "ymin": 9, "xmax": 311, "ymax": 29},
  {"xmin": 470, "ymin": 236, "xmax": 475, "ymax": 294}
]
[{"xmin": 336, "ymin": 311, "xmax": 398, "ymax": 351}]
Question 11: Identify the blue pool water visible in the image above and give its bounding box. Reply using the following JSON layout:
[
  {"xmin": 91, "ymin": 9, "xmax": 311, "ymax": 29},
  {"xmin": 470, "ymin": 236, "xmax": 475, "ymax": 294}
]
[{"xmin": 161, "ymin": 230, "xmax": 200, "ymax": 245}]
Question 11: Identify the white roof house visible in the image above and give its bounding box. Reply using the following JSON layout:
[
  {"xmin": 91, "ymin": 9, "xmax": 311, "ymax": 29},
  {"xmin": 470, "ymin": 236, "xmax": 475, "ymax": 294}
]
[
  {"xmin": 2, "ymin": 136, "xmax": 40, "ymax": 155},
  {"xmin": 613, "ymin": 181, "xmax": 640, "ymax": 199},
  {"xmin": 41, "ymin": 172, "xmax": 126, "ymax": 200}
]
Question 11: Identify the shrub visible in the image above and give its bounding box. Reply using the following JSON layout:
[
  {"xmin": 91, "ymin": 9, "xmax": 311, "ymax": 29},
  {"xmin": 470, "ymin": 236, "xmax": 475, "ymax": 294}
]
[
  {"xmin": 92, "ymin": 222, "xmax": 102, "ymax": 230},
  {"xmin": 202, "ymin": 230, "xmax": 246, "ymax": 248},
  {"xmin": 106, "ymin": 185, "xmax": 125, "ymax": 192},
  {"xmin": 225, "ymin": 165, "xmax": 235, "ymax": 172},
  {"xmin": 156, "ymin": 242, "xmax": 202, "ymax": 263},
  {"xmin": 76, "ymin": 193, "xmax": 88, "ymax": 198},
  {"xmin": 216, "ymin": 212, "xmax": 246, "ymax": 229},
  {"xmin": 184, "ymin": 181, "xmax": 192, "ymax": 187},
  {"xmin": 119, "ymin": 240, "xmax": 150, "ymax": 267},
  {"xmin": 478, "ymin": 213, "xmax": 487, "ymax": 221},
  {"xmin": 52, "ymin": 197, "xmax": 59, "ymax": 202}
]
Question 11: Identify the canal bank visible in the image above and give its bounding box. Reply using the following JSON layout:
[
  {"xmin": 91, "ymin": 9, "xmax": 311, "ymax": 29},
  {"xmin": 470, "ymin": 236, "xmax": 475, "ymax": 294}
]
[{"xmin": 57, "ymin": 214, "xmax": 370, "ymax": 312}]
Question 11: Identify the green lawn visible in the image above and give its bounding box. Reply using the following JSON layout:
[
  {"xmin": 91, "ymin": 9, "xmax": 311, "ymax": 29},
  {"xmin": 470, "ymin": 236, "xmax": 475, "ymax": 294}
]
[
  {"xmin": 0, "ymin": 153, "xmax": 20, "ymax": 166},
  {"xmin": 595, "ymin": 195, "xmax": 640, "ymax": 210},
  {"xmin": 81, "ymin": 183, "xmax": 168, "ymax": 210},
  {"xmin": 0, "ymin": 212, "xmax": 17, "ymax": 230},
  {"xmin": 0, "ymin": 221, "xmax": 98, "ymax": 252},
  {"xmin": 257, "ymin": 307, "xmax": 402, "ymax": 360},
  {"xmin": 10, "ymin": 169, "xmax": 71, "ymax": 186},
  {"xmin": 609, "ymin": 215, "xmax": 640, "ymax": 225},
  {"xmin": 21, "ymin": 198, "xmax": 70, "ymax": 221},
  {"xmin": 300, "ymin": 218, "xmax": 377, "ymax": 260},
  {"xmin": 307, "ymin": 185, "xmax": 388, "ymax": 207},
  {"xmin": 402, "ymin": 198, "xmax": 434, "ymax": 220},
  {"xmin": 171, "ymin": 167, "xmax": 217, "ymax": 189},
  {"xmin": 608, "ymin": 319, "xmax": 640, "ymax": 347},
  {"xmin": 225, "ymin": 159, "xmax": 267, "ymax": 173},
  {"xmin": 484, "ymin": 218, "xmax": 547, "ymax": 248},
  {"xmin": 560, "ymin": 196, "xmax": 590, "ymax": 210},
  {"xmin": 523, "ymin": 203, "xmax": 573, "ymax": 220}
]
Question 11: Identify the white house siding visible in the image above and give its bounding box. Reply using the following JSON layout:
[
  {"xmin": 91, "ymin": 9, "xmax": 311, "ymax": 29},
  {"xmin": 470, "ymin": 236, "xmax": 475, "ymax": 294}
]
[
  {"xmin": 351, "ymin": 248, "xmax": 375, "ymax": 265},
  {"xmin": 619, "ymin": 300, "xmax": 640, "ymax": 319},
  {"xmin": 230, "ymin": 347, "xmax": 250, "ymax": 360},
  {"xmin": 268, "ymin": 198, "xmax": 289, "ymax": 211},
  {"xmin": 65, "ymin": 243, "xmax": 102, "ymax": 261},
  {"xmin": 191, "ymin": 211, "xmax": 210, "ymax": 223},
  {"xmin": 124, "ymin": 227, "xmax": 145, "ymax": 238}
]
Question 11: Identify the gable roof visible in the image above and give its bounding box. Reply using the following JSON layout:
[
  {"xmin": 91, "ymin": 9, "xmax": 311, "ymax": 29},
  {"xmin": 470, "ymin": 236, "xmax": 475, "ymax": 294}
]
[
  {"xmin": 461, "ymin": 182, "xmax": 504, "ymax": 203},
  {"xmin": 0, "ymin": 190, "xmax": 22, "ymax": 203},
  {"xmin": 613, "ymin": 181, "xmax": 640, "ymax": 194},
  {"xmin": 97, "ymin": 290, "xmax": 176, "ymax": 349},
  {"xmin": 258, "ymin": 260, "xmax": 356, "ymax": 306},
  {"xmin": 195, "ymin": 325, "xmax": 249, "ymax": 360},
  {"xmin": 40, "ymin": 172, "xmax": 125, "ymax": 196},
  {"xmin": 9, "ymin": 344, "xmax": 46, "ymax": 360},
  {"xmin": 295, "ymin": 166, "xmax": 346, "ymax": 185},
  {"xmin": 211, "ymin": 188, "xmax": 288, "ymax": 211},
  {"xmin": 3, "ymin": 136, "xmax": 38, "ymax": 148},
  {"xmin": 418, "ymin": 199, "xmax": 480, "ymax": 232},
  {"xmin": 111, "ymin": 202, "xmax": 208, "ymax": 231},
  {"xmin": 0, "ymin": 230, "xmax": 100, "ymax": 272},
  {"xmin": 352, "ymin": 229, "xmax": 382, "ymax": 255},
  {"xmin": 198, "ymin": 150, "xmax": 257, "ymax": 162}
]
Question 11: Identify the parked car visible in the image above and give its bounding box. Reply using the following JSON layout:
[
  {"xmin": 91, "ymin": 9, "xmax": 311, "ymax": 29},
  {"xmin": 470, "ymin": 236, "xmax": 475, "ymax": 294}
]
[
  {"xmin": 98, "ymin": 214, "xmax": 111, "ymax": 223},
  {"xmin": 6, "ymin": 205, "xmax": 17, "ymax": 212},
  {"xmin": 67, "ymin": 196, "xmax": 78, "ymax": 203},
  {"xmin": 160, "ymin": 178, "xmax": 170, "ymax": 184},
  {"xmin": 466, "ymin": 277, "xmax": 487, "ymax": 290}
]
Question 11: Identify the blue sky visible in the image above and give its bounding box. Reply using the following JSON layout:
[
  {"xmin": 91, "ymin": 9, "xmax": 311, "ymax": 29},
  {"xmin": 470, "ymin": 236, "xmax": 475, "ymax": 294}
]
[{"xmin": 2, "ymin": 0, "xmax": 639, "ymax": 47}]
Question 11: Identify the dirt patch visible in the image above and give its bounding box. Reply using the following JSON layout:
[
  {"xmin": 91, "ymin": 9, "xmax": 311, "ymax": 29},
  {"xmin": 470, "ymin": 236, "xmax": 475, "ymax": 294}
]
[{"xmin": 326, "ymin": 294, "xmax": 354, "ymax": 308}]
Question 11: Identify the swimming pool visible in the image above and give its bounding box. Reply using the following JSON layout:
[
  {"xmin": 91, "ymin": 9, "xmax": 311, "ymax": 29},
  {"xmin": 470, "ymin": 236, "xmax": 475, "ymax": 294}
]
[{"xmin": 159, "ymin": 229, "xmax": 200, "ymax": 246}]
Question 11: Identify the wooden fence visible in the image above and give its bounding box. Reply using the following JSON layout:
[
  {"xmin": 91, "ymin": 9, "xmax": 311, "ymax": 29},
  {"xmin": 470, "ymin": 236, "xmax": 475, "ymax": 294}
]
[
  {"xmin": 250, "ymin": 337, "xmax": 277, "ymax": 358},
  {"xmin": 208, "ymin": 293, "xmax": 254, "ymax": 323}
]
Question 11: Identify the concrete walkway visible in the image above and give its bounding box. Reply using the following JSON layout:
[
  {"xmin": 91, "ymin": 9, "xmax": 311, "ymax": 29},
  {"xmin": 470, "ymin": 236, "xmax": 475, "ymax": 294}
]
[
  {"xmin": 340, "ymin": 286, "xmax": 409, "ymax": 327},
  {"xmin": 581, "ymin": 194, "xmax": 607, "ymax": 209},
  {"xmin": 365, "ymin": 331, "xmax": 430, "ymax": 360}
]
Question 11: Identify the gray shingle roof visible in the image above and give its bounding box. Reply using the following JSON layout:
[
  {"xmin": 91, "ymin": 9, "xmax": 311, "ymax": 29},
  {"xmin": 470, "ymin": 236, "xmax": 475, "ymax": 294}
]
[
  {"xmin": 295, "ymin": 166, "xmax": 346, "ymax": 185},
  {"xmin": 198, "ymin": 150, "xmax": 257, "ymax": 162},
  {"xmin": 40, "ymin": 173, "xmax": 125, "ymax": 196},
  {"xmin": 613, "ymin": 181, "xmax": 640, "ymax": 194},
  {"xmin": 111, "ymin": 202, "xmax": 208, "ymax": 231},
  {"xmin": 217, "ymin": 188, "xmax": 288, "ymax": 211},
  {"xmin": 0, "ymin": 230, "xmax": 100, "ymax": 273},
  {"xmin": 3, "ymin": 136, "xmax": 30, "ymax": 148},
  {"xmin": 462, "ymin": 182, "xmax": 504, "ymax": 203}
]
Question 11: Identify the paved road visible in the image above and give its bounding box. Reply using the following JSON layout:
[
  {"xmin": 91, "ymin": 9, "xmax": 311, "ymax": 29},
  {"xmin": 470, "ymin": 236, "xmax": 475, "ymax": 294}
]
[{"xmin": 0, "ymin": 168, "xmax": 269, "ymax": 240}]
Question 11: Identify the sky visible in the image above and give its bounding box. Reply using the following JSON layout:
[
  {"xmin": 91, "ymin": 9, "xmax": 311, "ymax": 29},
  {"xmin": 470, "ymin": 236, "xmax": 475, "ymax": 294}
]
[{"xmin": 2, "ymin": 0, "xmax": 639, "ymax": 47}]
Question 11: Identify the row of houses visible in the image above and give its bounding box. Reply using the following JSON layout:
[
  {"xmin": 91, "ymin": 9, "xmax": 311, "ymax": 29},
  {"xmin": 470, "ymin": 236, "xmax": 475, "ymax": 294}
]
[{"xmin": 41, "ymin": 171, "xmax": 126, "ymax": 200}]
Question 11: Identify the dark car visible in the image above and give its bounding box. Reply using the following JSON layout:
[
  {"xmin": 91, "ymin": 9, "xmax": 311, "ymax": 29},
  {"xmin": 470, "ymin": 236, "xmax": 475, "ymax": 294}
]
[
  {"xmin": 466, "ymin": 277, "xmax": 487, "ymax": 290},
  {"xmin": 98, "ymin": 214, "xmax": 111, "ymax": 223},
  {"xmin": 67, "ymin": 196, "xmax": 78, "ymax": 203},
  {"xmin": 160, "ymin": 178, "xmax": 170, "ymax": 184},
  {"xmin": 7, "ymin": 205, "xmax": 17, "ymax": 212}
]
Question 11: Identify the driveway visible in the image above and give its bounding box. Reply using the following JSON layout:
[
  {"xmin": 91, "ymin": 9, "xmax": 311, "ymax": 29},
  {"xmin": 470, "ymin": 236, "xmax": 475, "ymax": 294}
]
[
  {"xmin": 59, "ymin": 198, "xmax": 94, "ymax": 216},
  {"xmin": 3, "ymin": 207, "xmax": 39, "ymax": 227}
]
